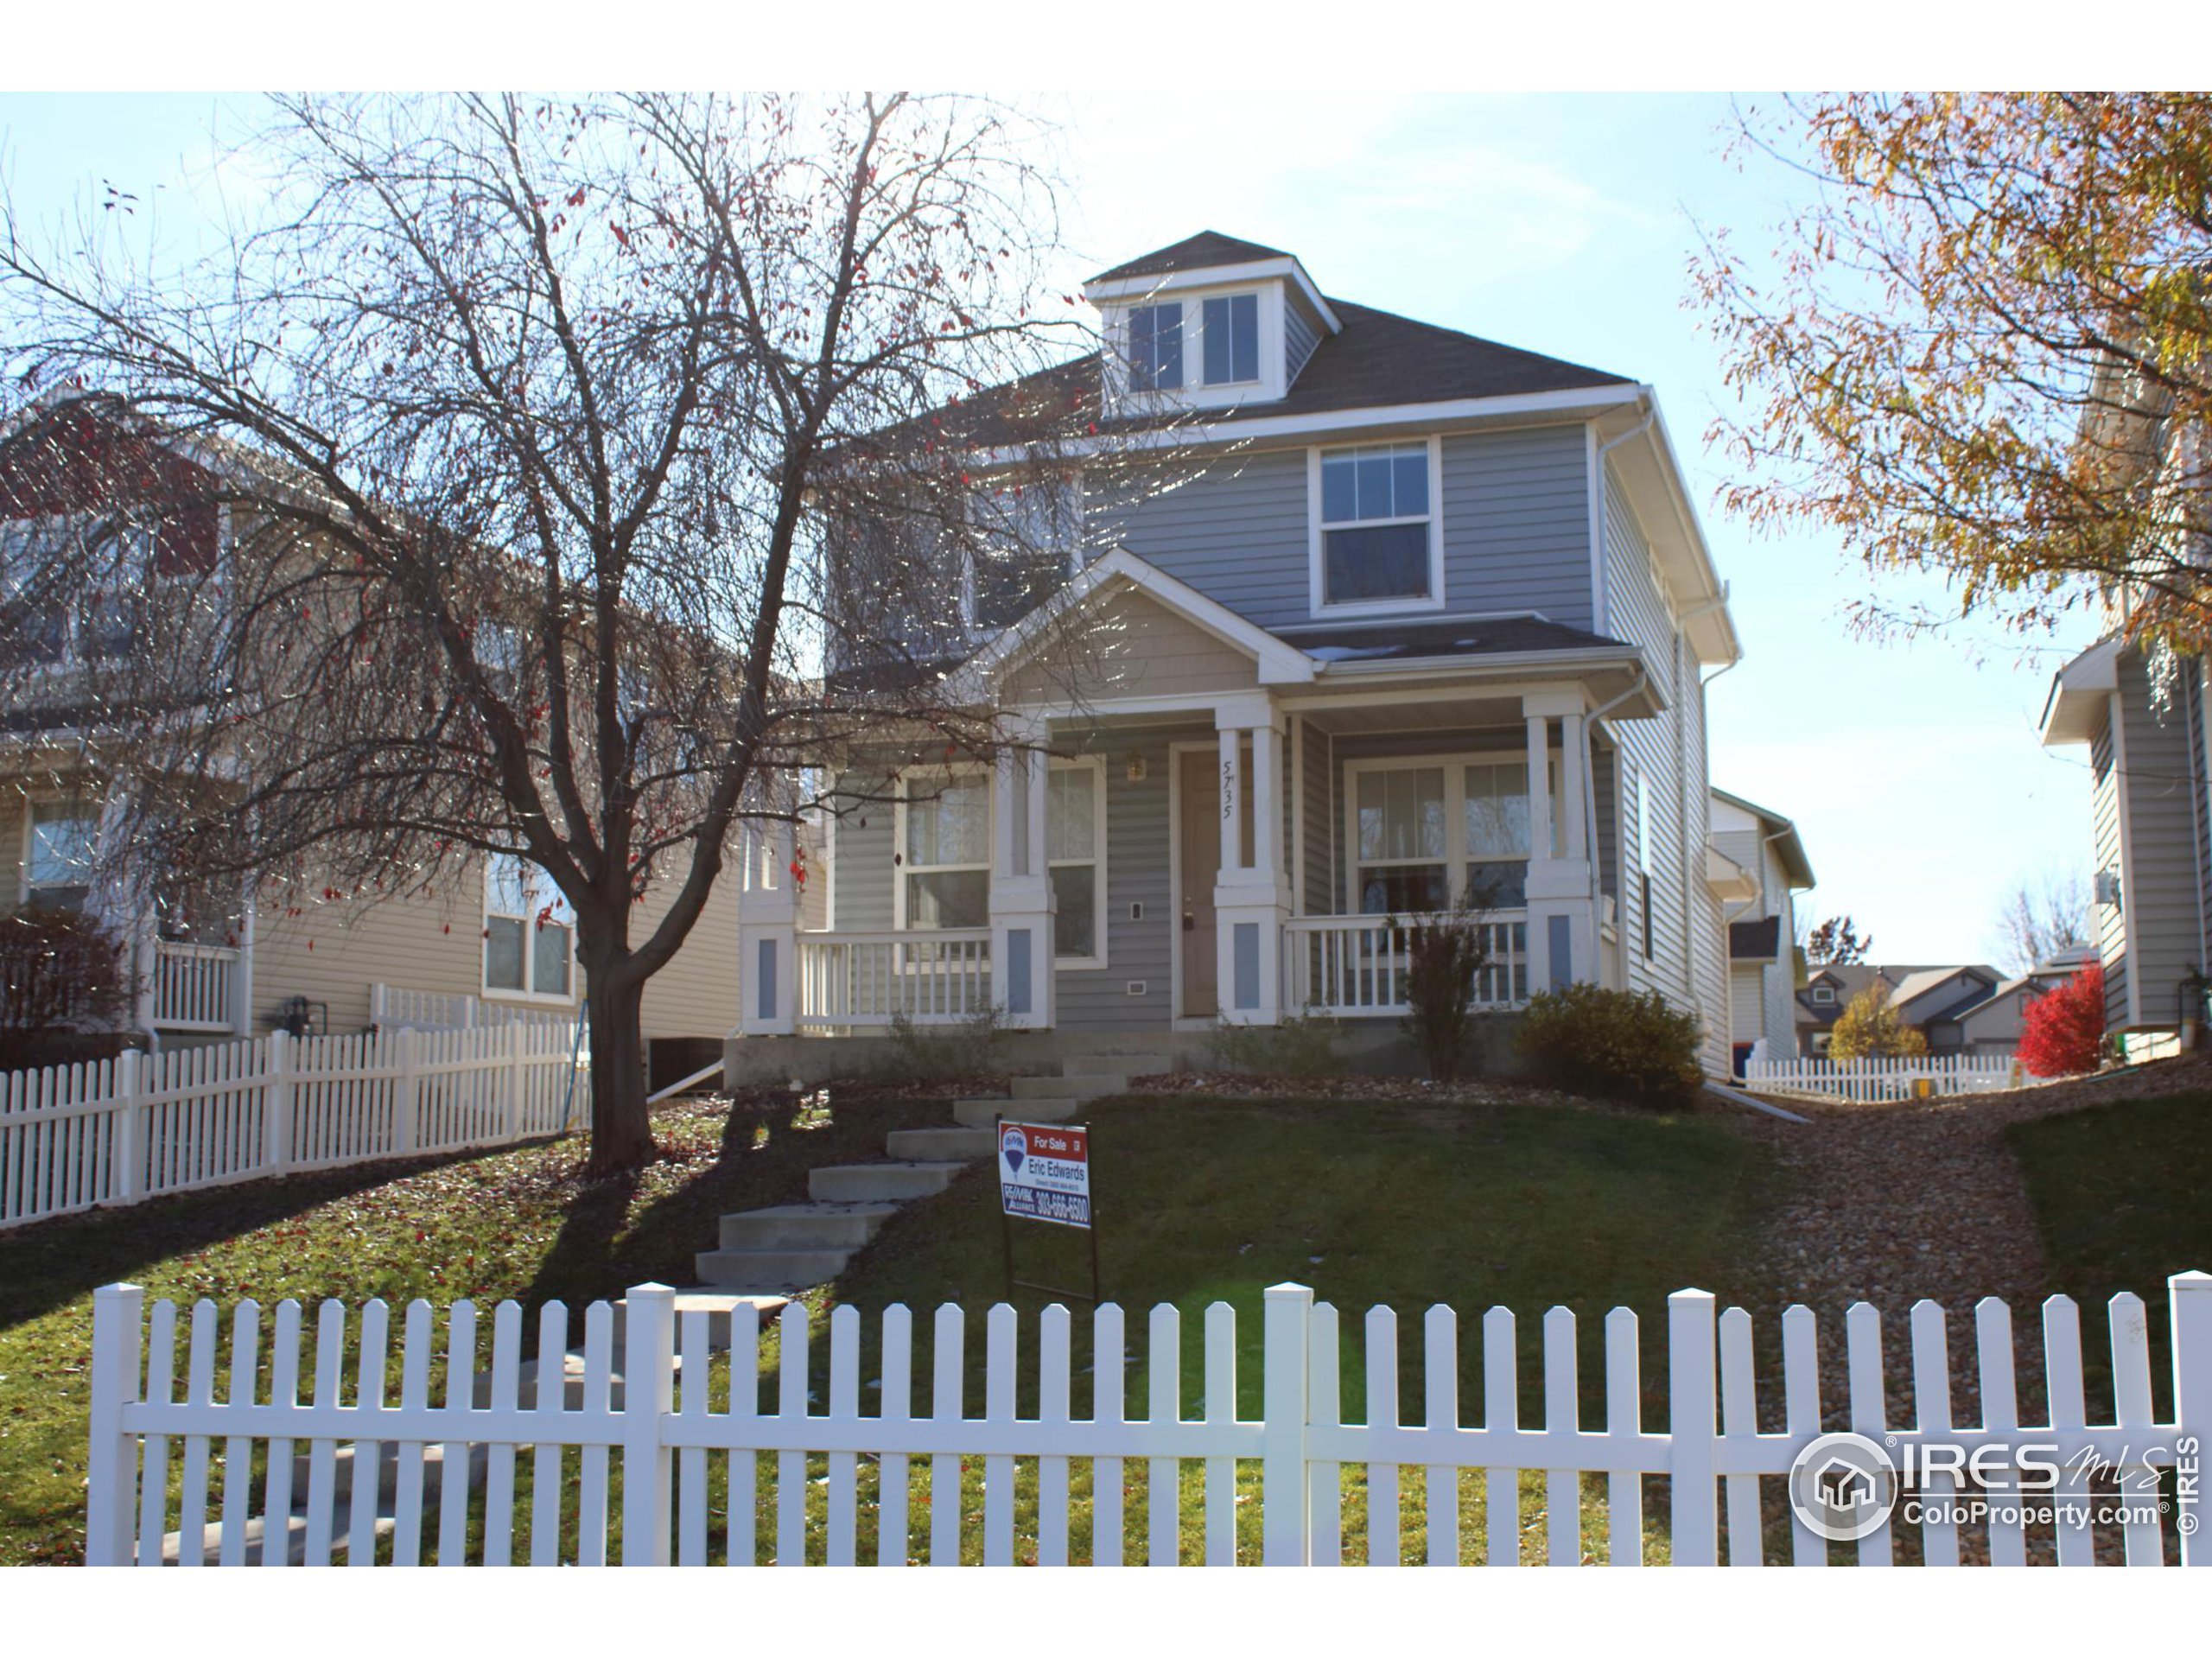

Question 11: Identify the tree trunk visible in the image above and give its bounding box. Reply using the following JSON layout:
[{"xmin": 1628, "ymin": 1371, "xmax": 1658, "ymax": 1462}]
[{"xmin": 583, "ymin": 966, "xmax": 656, "ymax": 1176}]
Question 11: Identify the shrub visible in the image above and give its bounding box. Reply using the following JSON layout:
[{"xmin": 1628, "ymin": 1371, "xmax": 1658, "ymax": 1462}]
[
  {"xmin": 1401, "ymin": 909, "xmax": 1497, "ymax": 1081},
  {"xmin": 1828, "ymin": 983, "xmax": 1929, "ymax": 1059},
  {"xmin": 1209, "ymin": 1010, "xmax": 1344, "ymax": 1077},
  {"xmin": 2018, "ymin": 961, "xmax": 2107, "ymax": 1078},
  {"xmin": 879, "ymin": 1006, "xmax": 1008, "ymax": 1084},
  {"xmin": 1514, "ymin": 982, "xmax": 1704, "ymax": 1109},
  {"xmin": 0, "ymin": 906, "xmax": 132, "ymax": 1070}
]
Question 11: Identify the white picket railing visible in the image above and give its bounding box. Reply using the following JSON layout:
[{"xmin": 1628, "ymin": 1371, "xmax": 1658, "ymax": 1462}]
[
  {"xmin": 1745, "ymin": 1052, "xmax": 2023, "ymax": 1103},
  {"xmin": 369, "ymin": 983, "xmax": 577, "ymax": 1033},
  {"xmin": 1286, "ymin": 912, "xmax": 1529, "ymax": 1017},
  {"xmin": 151, "ymin": 941, "xmax": 240, "ymax": 1032},
  {"xmin": 795, "ymin": 930, "xmax": 993, "ymax": 1030},
  {"xmin": 86, "ymin": 1273, "xmax": 2212, "ymax": 1567},
  {"xmin": 0, "ymin": 1022, "xmax": 589, "ymax": 1230}
]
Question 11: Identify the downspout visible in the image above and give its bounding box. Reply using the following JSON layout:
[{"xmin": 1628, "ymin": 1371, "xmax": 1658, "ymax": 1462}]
[
  {"xmin": 1581, "ymin": 666, "xmax": 1649, "ymax": 983},
  {"xmin": 1675, "ymin": 586, "xmax": 1734, "ymax": 1064}
]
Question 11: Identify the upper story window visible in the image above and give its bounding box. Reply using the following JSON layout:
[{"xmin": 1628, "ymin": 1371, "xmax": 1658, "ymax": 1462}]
[
  {"xmin": 1810, "ymin": 984, "xmax": 1835, "ymax": 1005},
  {"xmin": 1, "ymin": 518, "xmax": 159, "ymax": 671},
  {"xmin": 1313, "ymin": 440, "xmax": 1441, "ymax": 613},
  {"xmin": 1201, "ymin": 294, "xmax": 1260, "ymax": 386},
  {"xmin": 24, "ymin": 798, "xmax": 98, "ymax": 911},
  {"xmin": 1128, "ymin": 302, "xmax": 1183, "ymax": 392},
  {"xmin": 484, "ymin": 853, "xmax": 574, "ymax": 1000},
  {"xmin": 968, "ymin": 477, "xmax": 1079, "ymax": 634}
]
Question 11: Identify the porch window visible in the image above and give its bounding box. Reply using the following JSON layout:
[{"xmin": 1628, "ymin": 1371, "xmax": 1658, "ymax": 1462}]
[
  {"xmin": 485, "ymin": 854, "xmax": 574, "ymax": 998},
  {"xmin": 1350, "ymin": 755, "xmax": 1559, "ymax": 915},
  {"xmin": 1463, "ymin": 760, "xmax": 1533, "ymax": 908},
  {"xmin": 1355, "ymin": 766, "xmax": 1448, "ymax": 914},
  {"xmin": 1048, "ymin": 760, "xmax": 1106, "ymax": 965},
  {"xmin": 1128, "ymin": 302, "xmax": 1183, "ymax": 392},
  {"xmin": 25, "ymin": 798, "xmax": 98, "ymax": 911},
  {"xmin": 901, "ymin": 772, "xmax": 991, "ymax": 930},
  {"xmin": 1316, "ymin": 441, "xmax": 1438, "ymax": 609}
]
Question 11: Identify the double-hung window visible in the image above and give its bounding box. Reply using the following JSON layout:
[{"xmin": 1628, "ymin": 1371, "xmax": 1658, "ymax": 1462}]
[
  {"xmin": 1201, "ymin": 294, "xmax": 1259, "ymax": 386},
  {"xmin": 900, "ymin": 772, "xmax": 992, "ymax": 930},
  {"xmin": 1316, "ymin": 441, "xmax": 1439, "ymax": 609},
  {"xmin": 25, "ymin": 798, "xmax": 98, "ymax": 911},
  {"xmin": 969, "ymin": 476, "xmax": 1079, "ymax": 633},
  {"xmin": 485, "ymin": 854, "xmax": 575, "ymax": 999},
  {"xmin": 1354, "ymin": 767, "xmax": 1448, "ymax": 914},
  {"xmin": 1351, "ymin": 757, "xmax": 1560, "ymax": 916},
  {"xmin": 1128, "ymin": 302, "xmax": 1183, "ymax": 393},
  {"xmin": 1046, "ymin": 760, "xmax": 1105, "ymax": 965}
]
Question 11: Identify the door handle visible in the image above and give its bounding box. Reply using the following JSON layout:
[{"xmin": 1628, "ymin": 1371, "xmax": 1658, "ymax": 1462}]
[{"xmin": 1182, "ymin": 912, "xmax": 1196, "ymax": 932}]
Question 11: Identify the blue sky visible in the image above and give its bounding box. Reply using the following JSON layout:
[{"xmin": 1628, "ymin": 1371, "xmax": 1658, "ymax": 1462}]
[{"xmin": 0, "ymin": 92, "xmax": 2101, "ymax": 963}]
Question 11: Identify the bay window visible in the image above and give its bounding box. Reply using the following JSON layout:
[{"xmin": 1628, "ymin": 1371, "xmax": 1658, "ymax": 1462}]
[
  {"xmin": 485, "ymin": 854, "xmax": 575, "ymax": 998},
  {"xmin": 1314, "ymin": 440, "xmax": 1440, "ymax": 610}
]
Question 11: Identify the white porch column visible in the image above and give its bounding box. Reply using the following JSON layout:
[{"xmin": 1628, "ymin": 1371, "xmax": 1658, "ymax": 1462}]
[
  {"xmin": 1522, "ymin": 690, "xmax": 1596, "ymax": 996},
  {"xmin": 988, "ymin": 717, "xmax": 1057, "ymax": 1030},
  {"xmin": 736, "ymin": 816, "xmax": 799, "ymax": 1037},
  {"xmin": 1214, "ymin": 696, "xmax": 1291, "ymax": 1026}
]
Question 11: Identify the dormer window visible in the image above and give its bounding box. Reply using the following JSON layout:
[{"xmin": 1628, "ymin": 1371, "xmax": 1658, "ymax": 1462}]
[
  {"xmin": 1310, "ymin": 440, "xmax": 1443, "ymax": 613},
  {"xmin": 1201, "ymin": 294, "xmax": 1259, "ymax": 386},
  {"xmin": 1128, "ymin": 302, "xmax": 1183, "ymax": 392}
]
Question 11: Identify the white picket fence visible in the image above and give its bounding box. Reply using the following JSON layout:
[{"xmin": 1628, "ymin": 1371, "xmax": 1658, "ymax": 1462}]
[
  {"xmin": 86, "ymin": 1273, "xmax": 2212, "ymax": 1567},
  {"xmin": 1745, "ymin": 1052, "xmax": 2022, "ymax": 1103},
  {"xmin": 0, "ymin": 1022, "xmax": 589, "ymax": 1231},
  {"xmin": 369, "ymin": 983, "xmax": 577, "ymax": 1033}
]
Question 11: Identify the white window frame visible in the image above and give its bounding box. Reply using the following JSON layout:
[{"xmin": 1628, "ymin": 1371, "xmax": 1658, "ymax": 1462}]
[
  {"xmin": 18, "ymin": 794, "xmax": 100, "ymax": 911},
  {"xmin": 1105, "ymin": 283, "xmax": 1287, "ymax": 412},
  {"xmin": 1046, "ymin": 755, "xmax": 1109, "ymax": 970},
  {"xmin": 959, "ymin": 474, "xmax": 1082, "ymax": 637},
  {"xmin": 1198, "ymin": 291, "xmax": 1263, "ymax": 390},
  {"xmin": 1, "ymin": 513, "xmax": 168, "ymax": 677},
  {"xmin": 1125, "ymin": 300, "xmax": 1185, "ymax": 394},
  {"xmin": 1307, "ymin": 437, "xmax": 1446, "ymax": 618},
  {"xmin": 481, "ymin": 852, "xmax": 578, "ymax": 1004},
  {"xmin": 892, "ymin": 766, "xmax": 994, "ymax": 933},
  {"xmin": 1810, "ymin": 984, "xmax": 1835, "ymax": 1006},
  {"xmin": 1341, "ymin": 749, "xmax": 1556, "ymax": 916}
]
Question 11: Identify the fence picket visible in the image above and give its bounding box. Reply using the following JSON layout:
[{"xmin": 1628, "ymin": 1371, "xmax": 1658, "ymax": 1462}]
[
  {"xmin": 1780, "ymin": 1306, "xmax": 1824, "ymax": 1566},
  {"xmin": 1204, "ymin": 1302, "xmax": 1237, "ymax": 1567},
  {"xmin": 2044, "ymin": 1295, "xmax": 2093, "ymax": 1567},
  {"xmin": 983, "ymin": 1305, "xmax": 1016, "ymax": 1567},
  {"xmin": 302, "ymin": 1301, "xmax": 344, "ymax": 1567},
  {"xmin": 347, "ymin": 1299, "xmax": 390, "ymax": 1568},
  {"xmin": 1147, "ymin": 1303, "xmax": 1179, "ymax": 1567},
  {"xmin": 1544, "ymin": 1306, "xmax": 1580, "ymax": 1567},
  {"xmin": 1910, "ymin": 1300, "xmax": 1960, "ymax": 1567},
  {"xmin": 728, "ymin": 1300, "xmax": 761, "ymax": 1569},
  {"xmin": 827, "ymin": 1306, "xmax": 861, "ymax": 1567},
  {"xmin": 1668, "ymin": 1290, "xmax": 1719, "ymax": 1567},
  {"xmin": 391, "ymin": 1300, "xmax": 433, "ymax": 1567},
  {"xmin": 1482, "ymin": 1306, "xmax": 1517, "ymax": 1567},
  {"xmin": 483, "ymin": 1301, "xmax": 523, "ymax": 1567},
  {"xmin": 1974, "ymin": 1297, "xmax": 2027, "ymax": 1567},
  {"xmin": 1718, "ymin": 1306, "xmax": 1760, "ymax": 1567},
  {"xmin": 218, "ymin": 1300, "xmax": 260, "ymax": 1567},
  {"xmin": 136, "ymin": 1296, "xmax": 177, "ymax": 1567},
  {"xmin": 1038, "ymin": 1304, "xmax": 1072, "ymax": 1567},
  {"xmin": 259, "ymin": 1300, "xmax": 301, "ymax": 1570},
  {"xmin": 1423, "ymin": 1305, "xmax": 1458, "ymax": 1567},
  {"xmin": 677, "ymin": 1307, "xmax": 709, "ymax": 1567},
  {"xmin": 529, "ymin": 1303, "xmax": 567, "ymax": 1567},
  {"xmin": 879, "ymin": 1305, "xmax": 913, "ymax": 1567},
  {"xmin": 1844, "ymin": 1302, "xmax": 1891, "ymax": 1567},
  {"xmin": 1604, "ymin": 1306, "xmax": 1643, "ymax": 1567},
  {"xmin": 2107, "ymin": 1293, "xmax": 2164, "ymax": 1566},
  {"xmin": 929, "ymin": 1305, "xmax": 962, "ymax": 1568},
  {"xmin": 577, "ymin": 1301, "xmax": 614, "ymax": 1567},
  {"xmin": 175, "ymin": 1300, "xmax": 219, "ymax": 1567},
  {"xmin": 1308, "ymin": 1302, "xmax": 1342, "ymax": 1567},
  {"xmin": 440, "ymin": 1300, "xmax": 478, "ymax": 1566}
]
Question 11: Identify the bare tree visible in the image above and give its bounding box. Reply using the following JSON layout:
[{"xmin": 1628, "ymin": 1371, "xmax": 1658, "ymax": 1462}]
[
  {"xmin": 1804, "ymin": 914, "xmax": 1872, "ymax": 967},
  {"xmin": 0, "ymin": 92, "xmax": 1135, "ymax": 1174},
  {"xmin": 1993, "ymin": 868, "xmax": 2091, "ymax": 976}
]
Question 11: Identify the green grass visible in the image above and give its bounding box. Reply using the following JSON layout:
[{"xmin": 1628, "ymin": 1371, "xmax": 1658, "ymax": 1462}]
[{"xmin": 2005, "ymin": 1091, "xmax": 2212, "ymax": 1304}]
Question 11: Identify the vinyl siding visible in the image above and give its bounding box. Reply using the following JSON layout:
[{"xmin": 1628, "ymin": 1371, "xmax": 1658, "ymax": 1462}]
[
  {"xmin": 1285, "ymin": 302, "xmax": 1321, "ymax": 386},
  {"xmin": 1299, "ymin": 718, "xmax": 1333, "ymax": 915},
  {"xmin": 1109, "ymin": 448, "xmax": 1313, "ymax": 627},
  {"xmin": 1728, "ymin": 965, "xmax": 1762, "ymax": 1045},
  {"xmin": 1003, "ymin": 586, "xmax": 1256, "ymax": 703},
  {"xmin": 636, "ymin": 863, "xmax": 741, "ymax": 1040},
  {"xmin": 2091, "ymin": 711, "xmax": 2129, "ymax": 1026},
  {"xmin": 2115, "ymin": 648, "xmax": 2202, "ymax": 1029}
]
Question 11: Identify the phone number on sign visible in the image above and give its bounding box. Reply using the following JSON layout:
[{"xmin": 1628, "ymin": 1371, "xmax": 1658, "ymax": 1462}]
[{"xmin": 1003, "ymin": 1186, "xmax": 1092, "ymax": 1228}]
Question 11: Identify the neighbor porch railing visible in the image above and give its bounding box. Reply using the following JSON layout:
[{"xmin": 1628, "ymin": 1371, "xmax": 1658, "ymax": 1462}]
[
  {"xmin": 1286, "ymin": 911, "xmax": 1529, "ymax": 1017},
  {"xmin": 150, "ymin": 941, "xmax": 240, "ymax": 1033},
  {"xmin": 794, "ymin": 929, "xmax": 993, "ymax": 1030}
]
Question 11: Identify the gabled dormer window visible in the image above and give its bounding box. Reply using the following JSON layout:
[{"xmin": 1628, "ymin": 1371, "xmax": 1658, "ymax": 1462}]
[
  {"xmin": 1128, "ymin": 302, "xmax": 1183, "ymax": 392},
  {"xmin": 1201, "ymin": 294, "xmax": 1259, "ymax": 386}
]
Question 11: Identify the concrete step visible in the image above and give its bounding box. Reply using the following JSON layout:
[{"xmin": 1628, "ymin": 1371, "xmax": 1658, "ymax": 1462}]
[
  {"xmin": 694, "ymin": 1245, "xmax": 855, "ymax": 1291},
  {"xmin": 1060, "ymin": 1052, "xmax": 1173, "ymax": 1077},
  {"xmin": 613, "ymin": 1288, "xmax": 789, "ymax": 1354},
  {"xmin": 954, "ymin": 1096, "xmax": 1084, "ymax": 1129},
  {"xmin": 885, "ymin": 1125, "xmax": 996, "ymax": 1161},
  {"xmin": 809, "ymin": 1160, "xmax": 969, "ymax": 1203},
  {"xmin": 718, "ymin": 1202, "xmax": 900, "ymax": 1252},
  {"xmin": 1009, "ymin": 1074, "xmax": 1124, "ymax": 1101},
  {"xmin": 164, "ymin": 1510, "xmax": 394, "ymax": 1567}
]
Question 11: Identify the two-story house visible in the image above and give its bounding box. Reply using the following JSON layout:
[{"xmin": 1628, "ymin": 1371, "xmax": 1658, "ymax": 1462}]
[
  {"xmin": 731, "ymin": 232, "xmax": 1748, "ymax": 1074},
  {"xmin": 1708, "ymin": 786, "xmax": 1815, "ymax": 1073}
]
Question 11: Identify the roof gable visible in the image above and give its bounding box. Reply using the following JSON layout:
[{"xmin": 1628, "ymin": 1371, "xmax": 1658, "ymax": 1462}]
[{"xmin": 1089, "ymin": 232, "xmax": 1294, "ymax": 284}]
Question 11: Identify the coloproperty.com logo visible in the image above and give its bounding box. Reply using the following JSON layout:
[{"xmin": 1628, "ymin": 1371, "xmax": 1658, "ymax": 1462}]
[{"xmin": 1787, "ymin": 1431, "xmax": 2202, "ymax": 1542}]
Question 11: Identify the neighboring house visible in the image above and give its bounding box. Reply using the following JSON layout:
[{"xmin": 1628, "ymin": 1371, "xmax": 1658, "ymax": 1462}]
[
  {"xmin": 737, "ymin": 232, "xmax": 1749, "ymax": 1073},
  {"xmin": 1794, "ymin": 957, "xmax": 2075, "ymax": 1058},
  {"xmin": 0, "ymin": 410, "xmax": 738, "ymax": 1077},
  {"xmin": 1708, "ymin": 787, "xmax": 1815, "ymax": 1074},
  {"xmin": 2041, "ymin": 635, "xmax": 2210, "ymax": 1058}
]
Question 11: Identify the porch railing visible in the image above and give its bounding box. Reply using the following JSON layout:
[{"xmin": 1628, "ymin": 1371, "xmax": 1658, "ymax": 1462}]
[
  {"xmin": 150, "ymin": 941, "xmax": 239, "ymax": 1032},
  {"xmin": 1286, "ymin": 911, "xmax": 1529, "ymax": 1017},
  {"xmin": 795, "ymin": 929, "xmax": 993, "ymax": 1029}
]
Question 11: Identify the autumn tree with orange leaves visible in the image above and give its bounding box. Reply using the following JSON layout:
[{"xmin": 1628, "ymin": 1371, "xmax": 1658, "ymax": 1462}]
[{"xmin": 1696, "ymin": 93, "xmax": 2212, "ymax": 653}]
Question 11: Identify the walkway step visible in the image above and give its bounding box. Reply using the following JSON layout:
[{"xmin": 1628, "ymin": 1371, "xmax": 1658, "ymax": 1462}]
[
  {"xmin": 718, "ymin": 1202, "xmax": 900, "ymax": 1251},
  {"xmin": 808, "ymin": 1160, "xmax": 969, "ymax": 1203},
  {"xmin": 954, "ymin": 1096, "xmax": 1084, "ymax": 1129},
  {"xmin": 694, "ymin": 1245, "xmax": 855, "ymax": 1291},
  {"xmin": 885, "ymin": 1125, "xmax": 996, "ymax": 1161},
  {"xmin": 1009, "ymin": 1074, "xmax": 1124, "ymax": 1101},
  {"xmin": 1061, "ymin": 1052, "xmax": 1172, "ymax": 1076}
]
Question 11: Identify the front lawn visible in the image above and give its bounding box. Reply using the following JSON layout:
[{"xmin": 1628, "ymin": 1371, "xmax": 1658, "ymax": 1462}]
[{"xmin": 2007, "ymin": 1091, "xmax": 2212, "ymax": 1304}]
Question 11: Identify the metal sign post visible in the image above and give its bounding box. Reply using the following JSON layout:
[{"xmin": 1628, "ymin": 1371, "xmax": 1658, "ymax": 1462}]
[{"xmin": 996, "ymin": 1117, "xmax": 1100, "ymax": 1305}]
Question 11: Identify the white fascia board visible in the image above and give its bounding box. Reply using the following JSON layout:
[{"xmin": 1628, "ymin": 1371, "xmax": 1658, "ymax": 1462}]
[
  {"xmin": 1084, "ymin": 257, "xmax": 1342, "ymax": 334},
  {"xmin": 943, "ymin": 546, "xmax": 1315, "ymax": 703},
  {"xmin": 1612, "ymin": 394, "xmax": 1739, "ymax": 666},
  {"xmin": 969, "ymin": 383, "xmax": 1648, "ymax": 469},
  {"xmin": 2038, "ymin": 639, "xmax": 2121, "ymax": 746}
]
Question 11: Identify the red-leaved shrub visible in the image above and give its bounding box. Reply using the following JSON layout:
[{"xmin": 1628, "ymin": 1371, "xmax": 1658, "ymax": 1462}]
[{"xmin": 2018, "ymin": 961, "xmax": 2106, "ymax": 1078}]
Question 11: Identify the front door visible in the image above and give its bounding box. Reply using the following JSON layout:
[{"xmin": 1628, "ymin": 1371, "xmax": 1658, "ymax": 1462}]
[{"xmin": 1179, "ymin": 749, "xmax": 1220, "ymax": 1018}]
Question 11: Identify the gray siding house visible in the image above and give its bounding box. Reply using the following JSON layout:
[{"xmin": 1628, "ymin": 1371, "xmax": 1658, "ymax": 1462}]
[
  {"xmin": 1709, "ymin": 787, "xmax": 1815, "ymax": 1071},
  {"xmin": 732, "ymin": 233, "xmax": 1746, "ymax": 1072}
]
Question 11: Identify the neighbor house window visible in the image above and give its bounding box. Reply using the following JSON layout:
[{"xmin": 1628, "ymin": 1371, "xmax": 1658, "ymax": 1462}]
[
  {"xmin": 1633, "ymin": 766, "xmax": 1654, "ymax": 962},
  {"xmin": 1128, "ymin": 302, "xmax": 1183, "ymax": 392},
  {"xmin": 1047, "ymin": 760, "xmax": 1106, "ymax": 965},
  {"xmin": 900, "ymin": 771, "xmax": 991, "ymax": 929},
  {"xmin": 1201, "ymin": 293, "xmax": 1260, "ymax": 385},
  {"xmin": 968, "ymin": 476, "xmax": 1079, "ymax": 632},
  {"xmin": 1316, "ymin": 441, "xmax": 1438, "ymax": 608},
  {"xmin": 1351, "ymin": 756, "xmax": 1560, "ymax": 915},
  {"xmin": 485, "ymin": 854, "xmax": 574, "ymax": 998},
  {"xmin": 1811, "ymin": 985, "xmax": 1835, "ymax": 1006},
  {"xmin": 25, "ymin": 798, "xmax": 98, "ymax": 911},
  {"xmin": 0, "ymin": 518, "xmax": 158, "ymax": 669}
]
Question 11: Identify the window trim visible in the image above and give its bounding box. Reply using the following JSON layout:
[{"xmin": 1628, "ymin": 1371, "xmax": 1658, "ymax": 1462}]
[
  {"xmin": 1126, "ymin": 300, "xmax": 1185, "ymax": 394},
  {"xmin": 1307, "ymin": 437, "xmax": 1446, "ymax": 617},
  {"xmin": 958, "ymin": 474, "xmax": 1081, "ymax": 639},
  {"xmin": 1199, "ymin": 291, "xmax": 1262, "ymax": 389},
  {"xmin": 892, "ymin": 765, "xmax": 995, "ymax": 934},
  {"xmin": 19, "ymin": 794, "xmax": 100, "ymax": 912},
  {"xmin": 1341, "ymin": 749, "xmax": 1556, "ymax": 917},
  {"xmin": 1046, "ymin": 755, "xmax": 1109, "ymax": 970},
  {"xmin": 480, "ymin": 852, "xmax": 579, "ymax": 1005}
]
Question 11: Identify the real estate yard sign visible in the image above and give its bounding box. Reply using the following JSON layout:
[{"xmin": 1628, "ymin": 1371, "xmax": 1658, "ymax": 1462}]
[{"xmin": 998, "ymin": 1119, "xmax": 1099, "ymax": 1302}]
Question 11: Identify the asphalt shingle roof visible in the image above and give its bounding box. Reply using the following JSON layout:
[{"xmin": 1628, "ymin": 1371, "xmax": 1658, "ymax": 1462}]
[{"xmin": 1089, "ymin": 232, "xmax": 1294, "ymax": 284}]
